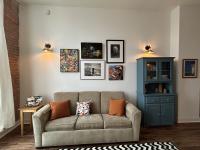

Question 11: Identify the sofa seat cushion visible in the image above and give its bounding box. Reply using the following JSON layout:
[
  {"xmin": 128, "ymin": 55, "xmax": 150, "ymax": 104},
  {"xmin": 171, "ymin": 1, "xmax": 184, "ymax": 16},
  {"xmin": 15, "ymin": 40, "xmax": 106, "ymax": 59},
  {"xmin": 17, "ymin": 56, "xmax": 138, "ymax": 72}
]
[
  {"xmin": 75, "ymin": 114, "xmax": 103, "ymax": 130},
  {"xmin": 45, "ymin": 115, "xmax": 78, "ymax": 131},
  {"xmin": 102, "ymin": 114, "xmax": 132, "ymax": 129}
]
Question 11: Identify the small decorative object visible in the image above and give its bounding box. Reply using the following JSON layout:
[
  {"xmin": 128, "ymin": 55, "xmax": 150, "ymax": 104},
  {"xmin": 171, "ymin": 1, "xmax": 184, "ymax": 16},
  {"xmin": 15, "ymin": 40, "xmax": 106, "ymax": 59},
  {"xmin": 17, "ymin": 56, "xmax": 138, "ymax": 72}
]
[
  {"xmin": 60, "ymin": 49, "xmax": 79, "ymax": 72},
  {"xmin": 76, "ymin": 101, "xmax": 91, "ymax": 116},
  {"xmin": 144, "ymin": 45, "xmax": 154, "ymax": 53},
  {"xmin": 109, "ymin": 65, "xmax": 123, "ymax": 80},
  {"xmin": 42, "ymin": 43, "xmax": 53, "ymax": 52},
  {"xmin": 81, "ymin": 42, "xmax": 103, "ymax": 59},
  {"xmin": 106, "ymin": 40, "xmax": 124, "ymax": 63},
  {"xmin": 163, "ymin": 88, "xmax": 167, "ymax": 94},
  {"xmin": 182, "ymin": 59, "xmax": 198, "ymax": 78},
  {"xmin": 26, "ymin": 96, "xmax": 43, "ymax": 107},
  {"xmin": 158, "ymin": 84, "xmax": 163, "ymax": 93},
  {"xmin": 80, "ymin": 60, "xmax": 105, "ymax": 80}
]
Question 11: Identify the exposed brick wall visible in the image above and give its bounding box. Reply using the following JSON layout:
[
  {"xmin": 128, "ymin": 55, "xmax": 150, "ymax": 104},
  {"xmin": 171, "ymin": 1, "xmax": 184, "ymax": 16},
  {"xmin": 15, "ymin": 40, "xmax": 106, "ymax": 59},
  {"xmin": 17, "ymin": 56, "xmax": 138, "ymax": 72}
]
[{"xmin": 4, "ymin": 0, "xmax": 19, "ymax": 121}]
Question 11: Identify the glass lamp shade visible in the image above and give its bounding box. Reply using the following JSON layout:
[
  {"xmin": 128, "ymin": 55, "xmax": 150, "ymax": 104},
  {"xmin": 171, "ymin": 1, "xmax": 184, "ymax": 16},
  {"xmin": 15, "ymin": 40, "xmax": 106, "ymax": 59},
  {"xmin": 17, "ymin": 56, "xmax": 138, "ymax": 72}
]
[
  {"xmin": 42, "ymin": 43, "xmax": 53, "ymax": 52},
  {"xmin": 144, "ymin": 45, "xmax": 154, "ymax": 54}
]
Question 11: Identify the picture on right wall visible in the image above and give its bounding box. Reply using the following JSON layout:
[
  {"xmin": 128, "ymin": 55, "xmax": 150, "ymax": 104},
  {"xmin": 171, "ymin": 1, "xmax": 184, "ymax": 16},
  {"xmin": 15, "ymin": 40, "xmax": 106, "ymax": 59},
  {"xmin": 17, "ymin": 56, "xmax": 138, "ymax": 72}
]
[
  {"xmin": 109, "ymin": 65, "xmax": 123, "ymax": 80},
  {"xmin": 182, "ymin": 59, "xmax": 198, "ymax": 78}
]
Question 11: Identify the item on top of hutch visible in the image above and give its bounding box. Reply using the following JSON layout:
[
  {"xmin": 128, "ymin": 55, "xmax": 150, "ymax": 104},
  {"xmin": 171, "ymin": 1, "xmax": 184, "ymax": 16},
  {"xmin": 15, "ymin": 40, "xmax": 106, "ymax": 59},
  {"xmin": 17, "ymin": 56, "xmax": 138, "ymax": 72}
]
[
  {"xmin": 182, "ymin": 59, "xmax": 198, "ymax": 78},
  {"xmin": 137, "ymin": 57, "xmax": 176, "ymax": 127}
]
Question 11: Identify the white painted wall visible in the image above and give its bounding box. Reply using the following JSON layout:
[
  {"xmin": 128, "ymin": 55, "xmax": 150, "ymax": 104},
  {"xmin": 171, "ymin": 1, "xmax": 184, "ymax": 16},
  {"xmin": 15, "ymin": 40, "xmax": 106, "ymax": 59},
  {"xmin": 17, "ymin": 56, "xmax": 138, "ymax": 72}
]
[
  {"xmin": 19, "ymin": 3, "xmax": 200, "ymax": 123},
  {"xmin": 170, "ymin": 5, "xmax": 200, "ymax": 123},
  {"xmin": 176, "ymin": 5, "xmax": 200, "ymax": 122},
  {"xmin": 19, "ymin": 5, "xmax": 171, "ymax": 107}
]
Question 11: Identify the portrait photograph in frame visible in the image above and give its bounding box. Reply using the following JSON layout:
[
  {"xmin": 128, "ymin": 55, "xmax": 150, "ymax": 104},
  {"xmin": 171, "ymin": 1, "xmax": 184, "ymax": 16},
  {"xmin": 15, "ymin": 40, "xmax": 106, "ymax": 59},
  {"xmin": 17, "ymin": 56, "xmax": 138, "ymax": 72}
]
[
  {"xmin": 80, "ymin": 60, "xmax": 105, "ymax": 80},
  {"xmin": 182, "ymin": 59, "xmax": 198, "ymax": 78},
  {"xmin": 106, "ymin": 40, "xmax": 124, "ymax": 63}
]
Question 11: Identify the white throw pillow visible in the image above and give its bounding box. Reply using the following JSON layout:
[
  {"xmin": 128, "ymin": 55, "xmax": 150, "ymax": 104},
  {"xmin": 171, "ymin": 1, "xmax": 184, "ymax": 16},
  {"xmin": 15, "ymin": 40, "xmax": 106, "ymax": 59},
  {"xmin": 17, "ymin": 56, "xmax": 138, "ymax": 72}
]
[{"xmin": 76, "ymin": 101, "xmax": 91, "ymax": 116}]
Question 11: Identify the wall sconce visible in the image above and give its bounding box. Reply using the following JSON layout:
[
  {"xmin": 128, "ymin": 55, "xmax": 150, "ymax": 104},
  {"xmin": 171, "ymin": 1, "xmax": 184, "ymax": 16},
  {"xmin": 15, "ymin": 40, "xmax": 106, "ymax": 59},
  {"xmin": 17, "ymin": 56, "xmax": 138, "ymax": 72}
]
[
  {"xmin": 42, "ymin": 43, "xmax": 53, "ymax": 53},
  {"xmin": 144, "ymin": 45, "xmax": 154, "ymax": 54}
]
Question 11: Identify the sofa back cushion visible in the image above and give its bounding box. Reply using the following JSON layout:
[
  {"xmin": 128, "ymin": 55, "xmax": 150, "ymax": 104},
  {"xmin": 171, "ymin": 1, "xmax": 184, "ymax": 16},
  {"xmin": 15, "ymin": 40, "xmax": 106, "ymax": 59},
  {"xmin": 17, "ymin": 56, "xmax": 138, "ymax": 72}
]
[
  {"xmin": 101, "ymin": 91, "xmax": 125, "ymax": 114},
  {"xmin": 108, "ymin": 99, "xmax": 125, "ymax": 116},
  {"xmin": 54, "ymin": 92, "xmax": 78, "ymax": 115},
  {"xmin": 79, "ymin": 91, "xmax": 100, "ymax": 114},
  {"xmin": 49, "ymin": 100, "xmax": 71, "ymax": 120}
]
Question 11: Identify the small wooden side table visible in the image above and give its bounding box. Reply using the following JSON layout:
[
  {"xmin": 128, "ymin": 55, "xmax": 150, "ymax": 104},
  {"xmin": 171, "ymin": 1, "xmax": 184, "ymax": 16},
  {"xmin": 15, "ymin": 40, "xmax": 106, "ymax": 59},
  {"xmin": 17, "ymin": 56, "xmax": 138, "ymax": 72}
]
[{"xmin": 19, "ymin": 104, "xmax": 44, "ymax": 136}]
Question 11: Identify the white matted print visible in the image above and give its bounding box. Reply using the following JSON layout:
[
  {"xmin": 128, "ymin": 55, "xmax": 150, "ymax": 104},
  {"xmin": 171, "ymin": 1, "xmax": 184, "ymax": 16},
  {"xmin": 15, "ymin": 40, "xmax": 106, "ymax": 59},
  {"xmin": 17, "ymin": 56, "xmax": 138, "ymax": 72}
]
[
  {"xmin": 106, "ymin": 40, "xmax": 124, "ymax": 63},
  {"xmin": 80, "ymin": 61, "xmax": 105, "ymax": 80}
]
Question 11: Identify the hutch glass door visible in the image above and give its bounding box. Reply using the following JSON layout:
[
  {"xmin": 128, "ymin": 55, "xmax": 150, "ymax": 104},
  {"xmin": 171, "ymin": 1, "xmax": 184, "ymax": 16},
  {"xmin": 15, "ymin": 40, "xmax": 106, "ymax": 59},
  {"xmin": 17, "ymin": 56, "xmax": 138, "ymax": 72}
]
[
  {"xmin": 145, "ymin": 60, "xmax": 158, "ymax": 81},
  {"xmin": 159, "ymin": 60, "xmax": 171, "ymax": 81}
]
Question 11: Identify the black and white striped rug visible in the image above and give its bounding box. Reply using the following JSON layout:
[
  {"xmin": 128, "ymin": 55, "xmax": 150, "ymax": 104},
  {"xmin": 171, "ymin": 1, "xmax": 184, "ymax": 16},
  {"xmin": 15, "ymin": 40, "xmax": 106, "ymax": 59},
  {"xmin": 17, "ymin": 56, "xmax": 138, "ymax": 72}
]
[{"xmin": 60, "ymin": 142, "xmax": 178, "ymax": 150}]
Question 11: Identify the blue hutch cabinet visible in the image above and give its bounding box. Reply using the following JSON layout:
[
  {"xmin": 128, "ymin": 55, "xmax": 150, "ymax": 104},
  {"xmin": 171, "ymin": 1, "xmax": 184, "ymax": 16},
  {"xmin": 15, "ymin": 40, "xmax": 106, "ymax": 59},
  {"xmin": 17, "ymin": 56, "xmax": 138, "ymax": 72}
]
[{"xmin": 137, "ymin": 57, "xmax": 176, "ymax": 126}]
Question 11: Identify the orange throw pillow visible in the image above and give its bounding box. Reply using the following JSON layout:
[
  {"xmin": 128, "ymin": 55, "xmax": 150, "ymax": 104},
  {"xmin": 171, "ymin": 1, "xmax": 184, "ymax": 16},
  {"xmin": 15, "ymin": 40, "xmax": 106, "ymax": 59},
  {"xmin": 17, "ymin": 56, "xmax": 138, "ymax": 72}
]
[
  {"xmin": 108, "ymin": 99, "xmax": 125, "ymax": 116},
  {"xmin": 50, "ymin": 100, "xmax": 70, "ymax": 120}
]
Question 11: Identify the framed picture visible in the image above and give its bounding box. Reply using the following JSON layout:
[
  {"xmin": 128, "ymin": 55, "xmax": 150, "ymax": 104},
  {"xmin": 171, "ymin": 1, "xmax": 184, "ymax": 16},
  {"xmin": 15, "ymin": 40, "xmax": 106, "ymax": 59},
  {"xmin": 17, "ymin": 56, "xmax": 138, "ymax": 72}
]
[
  {"xmin": 60, "ymin": 49, "xmax": 79, "ymax": 72},
  {"xmin": 81, "ymin": 42, "xmax": 103, "ymax": 59},
  {"xmin": 80, "ymin": 61, "xmax": 105, "ymax": 80},
  {"xmin": 182, "ymin": 59, "xmax": 198, "ymax": 78},
  {"xmin": 109, "ymin": 65, "xmax": 123, "ymax": 80},
  {"xmin": 106, "ymin": 40, "xmax": 124, "ymax": 63}
]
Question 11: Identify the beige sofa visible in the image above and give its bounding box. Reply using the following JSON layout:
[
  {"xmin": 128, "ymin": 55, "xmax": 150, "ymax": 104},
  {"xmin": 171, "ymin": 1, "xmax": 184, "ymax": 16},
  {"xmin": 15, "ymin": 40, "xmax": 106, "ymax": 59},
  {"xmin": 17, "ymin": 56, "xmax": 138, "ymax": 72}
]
[{"xmin": 32, "ymin": 91, "xmax": 141, "ymax": 148}]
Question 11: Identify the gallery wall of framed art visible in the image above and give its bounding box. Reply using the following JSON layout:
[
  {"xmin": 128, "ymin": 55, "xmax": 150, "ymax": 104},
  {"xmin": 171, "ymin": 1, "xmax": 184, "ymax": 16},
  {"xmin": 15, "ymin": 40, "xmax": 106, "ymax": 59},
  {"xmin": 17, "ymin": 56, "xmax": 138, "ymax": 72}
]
[{"xmin": 60, "ymin": 40, "xmax": 125, "ymax": 80}]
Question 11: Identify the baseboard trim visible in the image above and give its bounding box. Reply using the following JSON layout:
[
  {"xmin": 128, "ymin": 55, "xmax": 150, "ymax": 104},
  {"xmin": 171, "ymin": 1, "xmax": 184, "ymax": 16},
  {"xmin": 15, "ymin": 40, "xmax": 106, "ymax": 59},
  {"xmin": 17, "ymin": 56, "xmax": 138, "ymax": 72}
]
[
  {"xmin": 0, "ymin": 120, "xmax": 20, "ymax": 139},
  {"xmin": 178, "ymin": 118, "xmax": 200, "ymax": 123}
]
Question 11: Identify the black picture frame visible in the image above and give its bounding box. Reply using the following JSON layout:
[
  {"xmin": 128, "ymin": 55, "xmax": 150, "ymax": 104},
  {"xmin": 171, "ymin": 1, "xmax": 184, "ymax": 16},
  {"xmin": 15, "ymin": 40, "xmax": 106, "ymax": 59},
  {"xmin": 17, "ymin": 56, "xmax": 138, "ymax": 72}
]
[
  {"xmin": 106, "ymin": 40, "xmax": 125, "ymax": 63},
  {"xmin": 182, "ymin": 59, "xmax": 198, "ymax": 78},
  {"xmin": 81, "ymin": 42, "xmax": 103, "ymax": 59}
]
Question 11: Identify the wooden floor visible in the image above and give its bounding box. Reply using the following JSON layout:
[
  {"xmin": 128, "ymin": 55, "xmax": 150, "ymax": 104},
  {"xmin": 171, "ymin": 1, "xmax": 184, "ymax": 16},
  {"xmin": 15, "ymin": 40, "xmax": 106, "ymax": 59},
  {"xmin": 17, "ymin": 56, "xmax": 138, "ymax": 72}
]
[{"xmin": 0, "ymin": 123, "xmax": 200, "ymax": 150}]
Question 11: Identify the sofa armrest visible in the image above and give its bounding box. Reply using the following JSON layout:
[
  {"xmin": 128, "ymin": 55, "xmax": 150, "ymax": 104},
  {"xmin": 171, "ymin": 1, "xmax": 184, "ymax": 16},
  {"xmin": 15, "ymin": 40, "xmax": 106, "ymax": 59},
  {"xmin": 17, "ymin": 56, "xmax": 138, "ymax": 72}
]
[
  {"xmin": 32, "ymin": 104, "xmax": 51, "ymax": 147},
  {"xmin": 126, "ymin": 102, "xmax": 141, "ymax": 141}
]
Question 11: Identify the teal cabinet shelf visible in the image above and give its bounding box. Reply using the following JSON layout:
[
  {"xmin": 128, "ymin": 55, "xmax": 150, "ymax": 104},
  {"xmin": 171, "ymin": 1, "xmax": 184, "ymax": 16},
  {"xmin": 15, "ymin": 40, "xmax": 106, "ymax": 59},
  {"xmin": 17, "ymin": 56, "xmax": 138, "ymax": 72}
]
[{"xmin": 137, "ymin": 57, "xmax": 176, "ymax": 126}]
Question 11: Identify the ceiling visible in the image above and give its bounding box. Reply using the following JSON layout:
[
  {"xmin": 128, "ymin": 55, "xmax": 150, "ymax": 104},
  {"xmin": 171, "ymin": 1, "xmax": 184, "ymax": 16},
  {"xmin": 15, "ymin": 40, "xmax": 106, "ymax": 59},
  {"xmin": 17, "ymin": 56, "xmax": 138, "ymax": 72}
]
[
  {"xmin": 16, "ymin": 0, "xmax": 200, "ymax": 10},
  {"xmin": 16, "ymin": 0, "xmax": 177, "ymax": 10}
]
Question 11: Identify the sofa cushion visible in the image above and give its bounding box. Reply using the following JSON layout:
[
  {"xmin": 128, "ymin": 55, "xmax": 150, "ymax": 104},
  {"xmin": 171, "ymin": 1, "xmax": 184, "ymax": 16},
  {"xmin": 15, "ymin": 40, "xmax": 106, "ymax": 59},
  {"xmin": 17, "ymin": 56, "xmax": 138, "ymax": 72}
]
[
  {"xmin": 109, "ymin": 99, "xmax": 125, "ymax": 116},
  {"xmin": 101, "ymin": 91, "xmax": 125, "ymax": 114},
  {"xmin": 102, "ymin": 114, "xmax": 132, "ymax": 129},
  {"xmin": 45, "ymin": 115, "xmax": 78, "ymax": 131},
  {"xmin": 75, "ymin": 114, "xmax": 103, "ymax": 130},
  {"xmin": 76, "ymin": 101, "xmax": 91, "ymax": 116},
  {"xmin": 79, "ymin": 91, "xmax": 101, "ymax": 114},
  {"xmin": 49, "ymin": 100, "xmax": 71, "ymax": 120},
  {"xmin": 54, "ymin": 92, "xmax": 78, "ymax": 115}
]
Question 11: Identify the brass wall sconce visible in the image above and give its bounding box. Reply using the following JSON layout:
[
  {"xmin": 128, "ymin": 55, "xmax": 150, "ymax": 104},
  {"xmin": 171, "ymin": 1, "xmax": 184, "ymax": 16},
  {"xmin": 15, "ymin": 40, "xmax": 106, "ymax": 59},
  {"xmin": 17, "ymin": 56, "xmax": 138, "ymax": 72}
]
[
  {"xmin": 42, "ymin": 43, "xmax": 53, "ymax": 52},
  {"xmin": 144, "ymin": 45, "xmax": 154, "ymax": 54}
]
